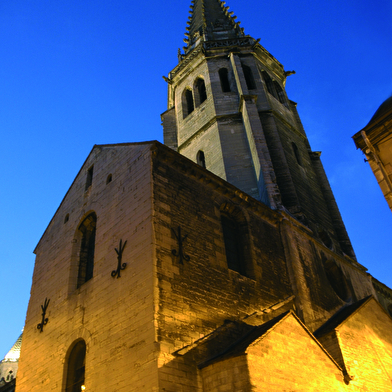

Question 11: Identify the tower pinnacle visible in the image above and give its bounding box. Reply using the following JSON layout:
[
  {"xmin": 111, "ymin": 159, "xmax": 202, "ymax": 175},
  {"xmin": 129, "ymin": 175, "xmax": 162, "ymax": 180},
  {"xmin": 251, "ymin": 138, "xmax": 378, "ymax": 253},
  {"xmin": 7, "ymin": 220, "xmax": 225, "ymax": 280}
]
[{"xmin": 183, "ymin": 0, "xmax": 245, "ymax": 54}]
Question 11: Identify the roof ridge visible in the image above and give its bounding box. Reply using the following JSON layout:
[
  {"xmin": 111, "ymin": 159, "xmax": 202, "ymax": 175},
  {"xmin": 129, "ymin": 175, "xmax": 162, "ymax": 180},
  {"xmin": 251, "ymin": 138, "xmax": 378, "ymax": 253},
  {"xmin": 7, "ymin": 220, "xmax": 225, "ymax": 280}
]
[
  {"xmin": 198, "ymin": 311, "xmax": 290, "ymax": 368},
  {"xmin": 314, "ymin": 296, "xmax": 373, "ymax": 338}
]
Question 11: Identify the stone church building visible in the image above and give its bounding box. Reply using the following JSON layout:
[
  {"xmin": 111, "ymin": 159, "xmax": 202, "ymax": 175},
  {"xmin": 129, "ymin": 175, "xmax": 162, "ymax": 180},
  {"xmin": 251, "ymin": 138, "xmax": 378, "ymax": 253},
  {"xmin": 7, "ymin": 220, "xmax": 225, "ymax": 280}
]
[{"xmin": 9, "ymin": 0, "xmax": 392, "ymax": 391}]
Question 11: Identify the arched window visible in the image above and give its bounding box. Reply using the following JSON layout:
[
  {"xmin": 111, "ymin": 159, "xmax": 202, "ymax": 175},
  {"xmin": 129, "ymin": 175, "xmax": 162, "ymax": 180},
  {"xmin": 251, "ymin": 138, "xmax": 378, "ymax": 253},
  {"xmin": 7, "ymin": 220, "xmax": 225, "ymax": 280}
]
[
  {"xmin": 194, "ymin": 78, "xmax": 207, "ymax": 106},
  {"xmin": 273, "ymin": 81, "xmax": 288, "ymax": 106},
  {"xmin": 242, "ymin": 64, "xmax": 256, "ymax": 90},
  {"xmin": 65, "ymin": 340, "xmax": 86, "ymax": 392},
  {"xmin": 196, "ymin": 150, "xmax": 206, "ymax": 168},
  {"xmin": 261, "ymin": 71, "xmax": 275, "ymax": 97},
  {"xmin": 77, "ymin": 213, "xmax": 97, "ymax": 288},
  {"xmin": 182, "ymin": 88, "xmax": 194, "ymax": 118},
  {"xmin": 291, "ymin": 142, "xmax": 302, "ymax": 166},
  {"xmin": 219, "ymin": 68, "xmax": 231, "ymax": 92}
]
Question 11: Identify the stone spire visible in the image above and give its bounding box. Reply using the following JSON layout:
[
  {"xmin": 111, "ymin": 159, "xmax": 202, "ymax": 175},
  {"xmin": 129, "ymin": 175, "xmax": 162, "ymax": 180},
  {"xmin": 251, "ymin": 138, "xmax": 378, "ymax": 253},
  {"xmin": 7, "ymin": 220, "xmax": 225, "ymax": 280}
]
[
  {"xmin": 2, "ymin": 333, "xmax": 22, "ymax": 363},
  {"xmin": 0, "ymin": 332, "xmax": 22, "ymax": 386},
  {"xmin": 183, "ymin": 0, "xmax": 245, "ymax": 54}
]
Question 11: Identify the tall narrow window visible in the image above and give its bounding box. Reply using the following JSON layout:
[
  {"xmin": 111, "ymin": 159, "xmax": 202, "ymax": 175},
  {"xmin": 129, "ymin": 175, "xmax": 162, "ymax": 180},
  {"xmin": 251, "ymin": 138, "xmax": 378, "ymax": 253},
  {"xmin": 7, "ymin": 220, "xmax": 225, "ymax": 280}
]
[
  {"xmin": 274, "ymin": 81, "xmax": 288, "ymax": 106},
  {"xmin": 261, "ymin": 71, "xmax": 275, "ymax": 97},
  {"xmin": 242, "ymin": 64, "xmax": 256, "ymax": 90},
  {"xmin": 65, "ymin": 340, "xmax": 86, "ymax": 392},
  {"xmin": 221, "ymin": 214, "xmax": 244, "ymax": 275},
  {"xmin": 292, "ymin": 142, "xmax": 302, "ymax": 166},
  {"xmin": 195, "ymin": 78, "xmax": 207, "ymax": 106},
  {"xmin": 186, "ymin": 89, "xmax": 194, "ymax": 114},
  {"xmin": 196, "ymin": 150, "xmax": 206, "ymax": 168},
  {"xmin": 182, "ymin": 88, "xmax": 194, "ymax": 118},
  {"xmin": 219, "ymin": 68, "xmax": 231, "ymax": 92},
  {"xmin": 77, "ymin": 213, "xmax": 97, "ymax": 288},
  {"xmin": 85, "ymin": 166, "xmax": 93, "ymax": 191}
]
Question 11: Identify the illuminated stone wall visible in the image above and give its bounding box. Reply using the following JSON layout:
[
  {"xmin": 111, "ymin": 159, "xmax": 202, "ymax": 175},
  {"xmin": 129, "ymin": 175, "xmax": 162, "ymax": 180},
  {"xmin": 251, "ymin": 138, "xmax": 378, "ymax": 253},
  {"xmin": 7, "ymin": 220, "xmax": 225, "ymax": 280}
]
[
  {"xmin": 338, "ymin": 299, "xmax": 392, "ymax": 390},
  {"xmin": 15, "ymin": 142, "xmax": 392, "ymax": 391},
  {"xmin": 16, "ymin": 143, "xmax": 158, "ymax": 392}
]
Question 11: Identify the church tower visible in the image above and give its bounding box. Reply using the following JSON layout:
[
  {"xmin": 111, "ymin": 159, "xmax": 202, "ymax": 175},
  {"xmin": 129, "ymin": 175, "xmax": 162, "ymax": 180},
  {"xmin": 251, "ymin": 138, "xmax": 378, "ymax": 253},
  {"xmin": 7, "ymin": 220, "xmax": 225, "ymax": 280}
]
[
  {"xmin": 162, "ymin": 0, "xmax": 355, "ymax": 260},
  {"xmin": 14, "ymin": 1, "xmax": 392, "ymax": 391}
]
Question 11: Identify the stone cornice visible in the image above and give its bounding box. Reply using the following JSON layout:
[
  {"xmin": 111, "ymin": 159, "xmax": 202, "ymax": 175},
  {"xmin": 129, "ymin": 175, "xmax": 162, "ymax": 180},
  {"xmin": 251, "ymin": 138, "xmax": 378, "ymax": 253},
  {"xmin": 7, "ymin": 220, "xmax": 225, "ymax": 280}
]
[{"xmin": 168, "ymin": 37, "xmax": 256, "ymax": 80}]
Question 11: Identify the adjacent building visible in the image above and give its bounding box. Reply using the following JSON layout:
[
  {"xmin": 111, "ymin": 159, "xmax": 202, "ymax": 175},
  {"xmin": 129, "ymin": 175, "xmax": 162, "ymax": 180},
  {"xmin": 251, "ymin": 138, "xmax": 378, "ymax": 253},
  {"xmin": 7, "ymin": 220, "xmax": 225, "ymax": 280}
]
[{"xmin": 353, "ymin": 96, "xmax": 392, "ymax": 212}]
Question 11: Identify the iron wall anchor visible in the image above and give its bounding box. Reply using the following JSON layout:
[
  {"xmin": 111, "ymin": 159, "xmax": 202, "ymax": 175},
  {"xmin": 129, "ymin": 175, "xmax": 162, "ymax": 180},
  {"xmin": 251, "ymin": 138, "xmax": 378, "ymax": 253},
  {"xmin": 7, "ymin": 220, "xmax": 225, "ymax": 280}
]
[
  {"xmin": 111, "ymin": 239, "xmax": 127, "ymax": 278},
  {"xmin": 37, "ymin": 298, "xmax": 50, "ymax": 332},
  {"xmin": 172, "ymin": 226, "xmax": 190, "ymax": 264}
]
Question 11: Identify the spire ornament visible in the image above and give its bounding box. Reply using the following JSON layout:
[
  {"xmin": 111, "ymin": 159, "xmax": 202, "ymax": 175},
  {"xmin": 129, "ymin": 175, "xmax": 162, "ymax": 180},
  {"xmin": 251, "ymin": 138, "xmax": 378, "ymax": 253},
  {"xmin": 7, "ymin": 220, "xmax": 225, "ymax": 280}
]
[{"xmin": 182, "ymin": 0, "xmax": 245, "ymax": 55}]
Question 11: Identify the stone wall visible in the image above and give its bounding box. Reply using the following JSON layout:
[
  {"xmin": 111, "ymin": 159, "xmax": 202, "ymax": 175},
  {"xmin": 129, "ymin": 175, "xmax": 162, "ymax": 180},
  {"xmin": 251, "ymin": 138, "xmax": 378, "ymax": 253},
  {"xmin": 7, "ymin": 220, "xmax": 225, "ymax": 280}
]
[
  {"xmin": 247, "ymin": 314, "xmax": 346, "ymax": 391},
  {"xmin": 152, "ymin": 146, "xmax": 292, "ymax": 355},
  {"xmin": 338, "ymin": 299, "xmax": 392, "ymax": 390},
  {"xmin": 17, "ymin": 143, "xmax": 158, "ymax": 392}
]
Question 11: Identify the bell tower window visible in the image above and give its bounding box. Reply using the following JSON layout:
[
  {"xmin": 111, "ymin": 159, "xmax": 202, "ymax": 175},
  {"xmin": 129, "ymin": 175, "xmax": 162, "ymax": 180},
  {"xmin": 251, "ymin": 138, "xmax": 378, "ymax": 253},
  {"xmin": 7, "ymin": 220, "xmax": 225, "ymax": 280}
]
[
  {"xmin": 182, "ymin": 88, "xmax": 194, "ymax": 118},
  {"xmin": 219, "ymin": 68, "xmax": 231, "ymax": 92},
  {"xmin": 196, "ymin": 150, "xmax": 206, "ymax": 168},
  {"xmin": 195, "ymin": 78, "xmax": 207, "ymax": 106},
  {"xmin": 261, "ymin": 71, "xmax": 275, "ymax": 97},
  {"xmin": 242, "ymin": 64, "xmax": 256, "ymax": 90},
  {"xmin": 274, "ymin": 81, "xmax": 288, "ymax": 107}
]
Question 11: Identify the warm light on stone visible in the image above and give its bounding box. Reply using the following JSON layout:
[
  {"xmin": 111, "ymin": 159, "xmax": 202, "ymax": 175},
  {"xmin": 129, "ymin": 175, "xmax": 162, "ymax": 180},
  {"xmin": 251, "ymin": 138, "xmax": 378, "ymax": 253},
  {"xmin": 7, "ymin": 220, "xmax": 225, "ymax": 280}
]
[{"xmin": 11, "ymin": 1, "xmax": 392, "ymax": 391}]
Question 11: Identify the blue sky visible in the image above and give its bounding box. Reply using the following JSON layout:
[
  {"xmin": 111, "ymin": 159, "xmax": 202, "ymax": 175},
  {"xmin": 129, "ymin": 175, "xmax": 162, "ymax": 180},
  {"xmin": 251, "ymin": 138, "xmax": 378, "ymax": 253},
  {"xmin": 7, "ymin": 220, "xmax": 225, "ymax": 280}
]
[{"xmin": 0, "ymin": 0, "xmax": 391, "ymax": 358}]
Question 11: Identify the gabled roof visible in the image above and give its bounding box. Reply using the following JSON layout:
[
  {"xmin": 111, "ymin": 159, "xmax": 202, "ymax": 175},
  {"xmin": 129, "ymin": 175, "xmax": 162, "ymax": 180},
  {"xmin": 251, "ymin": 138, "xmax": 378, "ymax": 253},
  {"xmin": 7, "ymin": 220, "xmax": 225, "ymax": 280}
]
[
  {"xmin": 314, "ymin": 296, "xmax": 373, "ymax": 338},
  {"xmin": 196, "ymin": 311, "xmax": 340, "ymax": 370},
  {"xmin": 198, "ymin": 311, "xmax": 289, "ymax": 368},
  {"xmin": 34, "ymin": 141, "xmax": 157, "ymax": 253}
]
